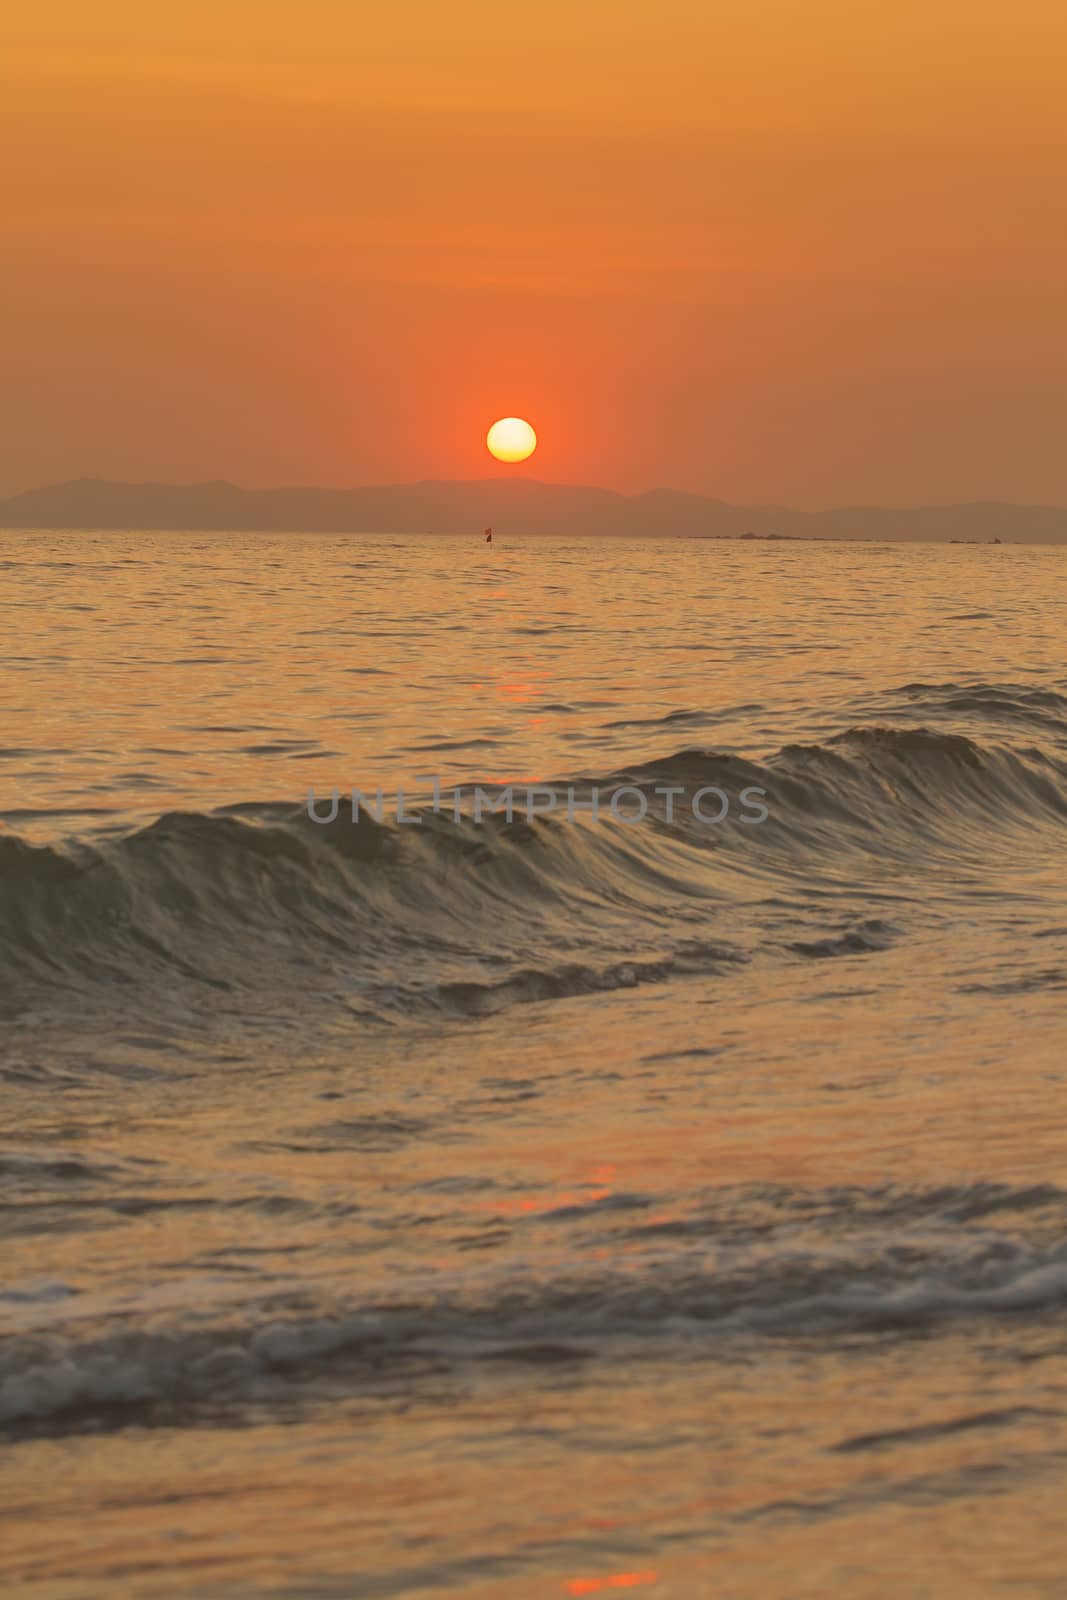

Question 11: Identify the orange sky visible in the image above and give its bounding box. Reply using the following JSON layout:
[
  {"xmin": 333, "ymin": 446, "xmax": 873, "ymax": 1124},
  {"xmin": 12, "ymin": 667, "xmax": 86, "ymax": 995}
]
[{"xmin": 2, "ymin": 0, "xmax": 1066, "ymax": 505}]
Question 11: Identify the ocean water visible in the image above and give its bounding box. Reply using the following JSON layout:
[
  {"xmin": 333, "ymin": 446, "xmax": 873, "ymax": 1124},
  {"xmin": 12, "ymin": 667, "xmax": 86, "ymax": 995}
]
[{"xmin": 2, "ymin": 528, "xmax": 1067, "ymax": 1599}]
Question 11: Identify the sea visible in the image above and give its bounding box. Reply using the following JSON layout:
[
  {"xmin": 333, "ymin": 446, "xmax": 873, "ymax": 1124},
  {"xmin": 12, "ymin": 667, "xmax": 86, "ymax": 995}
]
[{"xmin": 2, "ymin": 528, "xmax": 1066, "ymax": 1599}]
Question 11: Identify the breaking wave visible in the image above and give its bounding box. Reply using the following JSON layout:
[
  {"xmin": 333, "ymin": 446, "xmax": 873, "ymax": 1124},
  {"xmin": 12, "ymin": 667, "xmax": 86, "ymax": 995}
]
[
  {"xmin": 5, "ymin": 1178, "xmax": 1067, "ymax": 1433},
  {"xmin": 2, "ymin": 694, "xmax": 1065, "ymax": 1021}
]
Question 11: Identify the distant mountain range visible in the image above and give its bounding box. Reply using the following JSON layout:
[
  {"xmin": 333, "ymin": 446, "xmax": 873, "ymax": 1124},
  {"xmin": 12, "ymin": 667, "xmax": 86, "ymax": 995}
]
[{"xmin": 2, "ymin": 477, "xmax": 1066, "ymax": 542}]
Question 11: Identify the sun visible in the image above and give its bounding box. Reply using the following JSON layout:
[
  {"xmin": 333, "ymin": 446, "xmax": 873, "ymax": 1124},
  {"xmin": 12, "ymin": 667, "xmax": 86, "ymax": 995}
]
[{"xmin": 487, "ymin": 417, "xmax": 537, "ymax": 463}]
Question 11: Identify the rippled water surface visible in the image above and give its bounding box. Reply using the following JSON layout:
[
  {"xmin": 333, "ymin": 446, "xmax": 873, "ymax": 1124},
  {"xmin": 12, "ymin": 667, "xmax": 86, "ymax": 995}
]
[{"xmin": 2, "ymin": 530, "xmax": 1066, "ymax": 1598}]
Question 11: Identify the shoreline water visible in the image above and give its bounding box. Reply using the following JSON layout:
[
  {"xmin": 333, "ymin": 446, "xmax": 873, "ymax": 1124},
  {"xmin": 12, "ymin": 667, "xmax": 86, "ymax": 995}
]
[{"xmin": 3, "ymin": 530, "xmax": 1066, "ymax": 1596}]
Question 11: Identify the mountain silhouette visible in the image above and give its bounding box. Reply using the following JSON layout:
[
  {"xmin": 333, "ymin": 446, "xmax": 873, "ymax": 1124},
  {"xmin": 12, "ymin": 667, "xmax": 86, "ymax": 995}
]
[{"xmin": 2, "ymin": 477, "xmax": 1065, "ymax": 542}]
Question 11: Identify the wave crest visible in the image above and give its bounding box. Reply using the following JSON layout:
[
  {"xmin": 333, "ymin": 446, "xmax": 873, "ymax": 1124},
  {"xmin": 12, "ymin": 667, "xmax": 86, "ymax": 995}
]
[{"xmin": 2, "ymin": 722, "xmax": 1064, "ymax": 1020}]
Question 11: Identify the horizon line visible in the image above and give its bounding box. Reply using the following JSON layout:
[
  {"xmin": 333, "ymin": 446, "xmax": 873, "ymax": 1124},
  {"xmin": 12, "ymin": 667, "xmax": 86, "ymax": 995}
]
[{"xmin": 3, "ymin": 475, "xmax": 1066, "ymax": 518}]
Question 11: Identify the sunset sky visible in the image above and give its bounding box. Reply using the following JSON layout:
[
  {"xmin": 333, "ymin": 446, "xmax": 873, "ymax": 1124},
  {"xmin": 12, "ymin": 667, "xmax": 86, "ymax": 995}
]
[{"xmin": 3, "ymin": 0, "xmax": 1066, "ymax": 506}]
